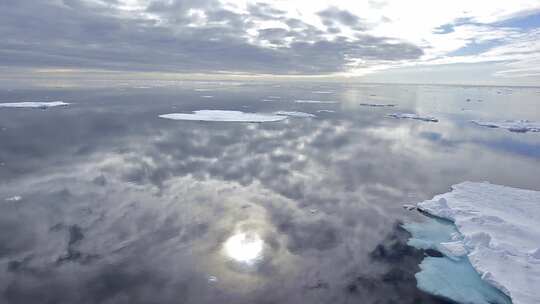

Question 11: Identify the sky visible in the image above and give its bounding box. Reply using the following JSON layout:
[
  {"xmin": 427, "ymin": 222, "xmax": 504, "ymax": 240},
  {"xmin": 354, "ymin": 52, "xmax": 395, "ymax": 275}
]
[{"xmin": 1, "ymin": 0, "xmax": 539, "ymax": 85}]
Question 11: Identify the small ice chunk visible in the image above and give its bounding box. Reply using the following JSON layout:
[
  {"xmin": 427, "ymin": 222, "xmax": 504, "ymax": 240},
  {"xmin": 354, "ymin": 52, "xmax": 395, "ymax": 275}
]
[
  {"xmin": 317, "ymin": 110, "xmax": 335, "ymax": 113},
  {"xmin": 471, "ymin": 120, "xmax": 540, "ymax": 133},
  {"xmin": 295, "ymin": 100, "xmax": 337, "ymax": 104},
  {"xmin": 267, "ymin": 96, "xmax": 281, "ymax": 99},
  {"xmin": 0, "ymin": 101, "xmax": 70, "ymax": 109},
  {"xmin": 200, "ymin": 95, "xmax": 214, "ymax": 98},
  {"xmin": 440, "ymin": 241, "xmax": 468, "ymax": 258},
  {"xmin": 159, "ymin": 110, "xmax": 287, "ymax": 123},
  {"xmin": 194, "ymin": 88, "xmax": 212, "ymax": 92},
  {"xmin": 5, "ymin": 196, "xmax": 22, "ymax": 202},
  {"xmin": 208, "ymin": 275, "xmax": 218, "ymax": 283},
  {"xmin": 274, "ymin": 111, "xmax": 315, "ymax": 118},
  {"xmin": 359, "ymin": 103, "xmax": 396, "ymax": 107},
  {"xmin": 403, "ymin": 204, "xmax": 416, "ymax": 211},
  {"xmin": 311, "ymin": 91, "xmax": 333, "ymax": 94},
  {"xmin": 388, "ymin": 113, "xmax": 438, "ymax": 122}
]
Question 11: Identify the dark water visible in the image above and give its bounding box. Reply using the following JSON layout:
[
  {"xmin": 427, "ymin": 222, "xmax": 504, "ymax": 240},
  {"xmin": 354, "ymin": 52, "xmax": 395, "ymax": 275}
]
[{"xmin": 0, "ymin": 82, "xmax": 539, "ymax": 304}]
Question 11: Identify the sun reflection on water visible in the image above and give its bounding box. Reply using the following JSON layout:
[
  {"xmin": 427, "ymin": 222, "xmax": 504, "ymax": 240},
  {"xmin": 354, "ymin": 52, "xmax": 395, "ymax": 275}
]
[{"xmin": 223, "ymin": 232, "xmax": 264, "ymax": 265}]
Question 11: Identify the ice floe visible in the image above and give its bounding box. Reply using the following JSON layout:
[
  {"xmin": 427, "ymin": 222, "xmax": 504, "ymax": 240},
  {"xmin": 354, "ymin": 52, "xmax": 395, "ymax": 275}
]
[
  {"xmin": 274, "ymin": 111, "xmax": 315, "ymax": 118},
  {"xmin": 359, "ymin": 103, "xmax": 396, "ymax": 107},
  {"xmin": 471, "ymin": 120, "xmax": 540, "ymax": 133},
  {"xmin": 0, "ymin": 101, "xmax": 70, "ymax": 109},
  {"xmin": 388, "ymin": 113, "xmax": 438, "ymax": 122},
  {"xmin": 317, "ymin": 110, "xmax": 335, "ymax": 113},
  {"xmin": 294, "ymin": 100, "xmax": 337, "ymax": 104},
  {"xmin": 404, "ymin": 217, "xmax": 512, "ymax": 304},
  {"xmin": 5, "ymin": 196, "xmax": 22, "ymax": 202},
  {"xmin": 415, "ymin": 181, "xmax": 540, "ymax": 304},
  {"xmin": 158, "ymin": 110, "xmax": 287, "ymax": 122}
]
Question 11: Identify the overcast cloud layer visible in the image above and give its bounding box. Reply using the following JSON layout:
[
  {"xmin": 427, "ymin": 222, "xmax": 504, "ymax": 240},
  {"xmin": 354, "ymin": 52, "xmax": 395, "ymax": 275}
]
[{"xmin": 1, "ymin": 0, "xmax": 539, "ymax": 84}]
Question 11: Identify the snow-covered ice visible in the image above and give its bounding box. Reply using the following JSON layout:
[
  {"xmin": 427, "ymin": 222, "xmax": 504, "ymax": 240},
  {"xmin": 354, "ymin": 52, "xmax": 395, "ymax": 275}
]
[
  {"xmin": 471, "ymin": 120, "xmax": 540, "ymax": 133},
  {"xmin": 0, "ymin": 101, "xmax": 70, "ymax": 109},
  {"xmin": 274, "ymin": 111, "xmax": 316, "ymax": 118},
  {"xmin": 404, "ymin": 217, "xmax": 512, "ymax": 304},
  {"xmin": 359, "ymin": 103, "xmax": 396, "ymax": 107},
  {"xmin": 388, "ymin": 113, "xmax": 438, "ymax": 122},
  {"xmin": 294, "ymin": 100, "xmax": 337, "ymax": 104},
  {"xmin": 415, "ymin": 181, "xmax": 540, "ymax": 304},
  {"xmin": 159, "ymin": 110, "xmax": 287, "ymax": 122}
]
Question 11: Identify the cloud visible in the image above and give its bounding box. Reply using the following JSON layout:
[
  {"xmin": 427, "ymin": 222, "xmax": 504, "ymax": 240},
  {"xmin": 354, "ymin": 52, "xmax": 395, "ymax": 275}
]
[
  {"xmin": 0, "ymin": 0, "xmax": 422, "ymax": 75},
  {"xmin": 0, "ymin": 0, "xmax": 538, "ymax": 83}
]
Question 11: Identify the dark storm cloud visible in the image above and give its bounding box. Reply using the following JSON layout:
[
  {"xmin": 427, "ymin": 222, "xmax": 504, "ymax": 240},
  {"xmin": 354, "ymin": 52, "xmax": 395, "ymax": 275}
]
[{"xmin": 0, "ymin": 0, "xmax": 423, "ymax": 74}]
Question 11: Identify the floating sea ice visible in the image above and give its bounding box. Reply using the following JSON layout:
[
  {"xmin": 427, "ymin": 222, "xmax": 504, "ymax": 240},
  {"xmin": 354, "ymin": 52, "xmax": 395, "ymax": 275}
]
[
  {"xmin": 0, "ymin": 101, "xmax": 70, "ymax": 109},
  {"xmin": 201, "ymin": 95, "xmax": 214, "ymax": 98},
  {"xmin": 388, "ymin": 113, "xmax": 438, "ymax": 122},
  {"xmin": 158, "ymin": 110, "xmax": 287, "ymax": 122},
  {"xmin": 311, "ymin": 91, "xmax": 333, "ymax": 94},
  {"xmin": 267, "ymin": 96, "xmax": 281, "ymax": 99},
  {"xmin": 403, "ymin": 217, "xmax": 512, "ymax": 304},
  {"xmin": 417, "ymin": 256, "xmax": 512, "ymax": 304},
  {"xmin": 5, "ymin": 196, "xmax": 22, "ymax": 202},
  {"xmin": 317, "ymin": 110, "xmax": 335, "ymax": 113},
  {"xmin": 359, "ymin": 103, "xmax": 396, "ymax": 107},
  {"xmin": 274, "ymin": 111, "xmax": 315, "ymax": 118},
  {"xmin": 294, "ymin": 100, "xmax": 337, "ymax": 104},
  {"xmin": 471, "ymin": 120, "xmax": 540, "ymax": 133},
  {"xmin": 416, "ymin": 181, "xmax": 540, "ymax": 304}
]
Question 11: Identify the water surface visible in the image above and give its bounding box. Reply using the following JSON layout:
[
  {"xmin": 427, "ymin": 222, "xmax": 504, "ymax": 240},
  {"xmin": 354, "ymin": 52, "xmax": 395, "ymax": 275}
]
[{"xmin": 1, "ymin": 82, "xmax": 539, "ymax": 304}]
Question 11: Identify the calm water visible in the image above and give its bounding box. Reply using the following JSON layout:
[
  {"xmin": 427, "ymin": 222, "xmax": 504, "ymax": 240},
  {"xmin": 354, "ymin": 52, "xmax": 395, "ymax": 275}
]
[{"xmin": 0, "ymin": 82, "xmax": 539, "ymax": 304}]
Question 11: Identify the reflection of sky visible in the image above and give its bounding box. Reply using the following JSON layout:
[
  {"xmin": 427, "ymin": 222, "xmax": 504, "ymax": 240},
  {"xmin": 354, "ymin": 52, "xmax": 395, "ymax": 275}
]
[{"xmin": 0, "ymin": 82, "xmax": 538, "ymax": 303}]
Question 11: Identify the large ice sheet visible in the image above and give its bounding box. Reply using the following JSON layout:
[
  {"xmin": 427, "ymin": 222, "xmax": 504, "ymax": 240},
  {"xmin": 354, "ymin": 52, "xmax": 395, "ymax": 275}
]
[
  {"xmin": 471, "ymin": 120, "xmax": 540, "ymax": 133},
  {"xmin": 158, "ymin": 110, "xmax": 287, "ymax": 122},
  {"xmin": 417, "ymin": 182, "xmax": 540, "ymax": 304},
  {"xmin": 388, "ymin": 113, "xmax": 438, "ymax": 122},
  {"xmin": 404, "ymin": 217, "xmax": 512, "ymax": 304},
  {"xmin": 0, "ymin": 101, "xmax": 70, "ymax": 109}
]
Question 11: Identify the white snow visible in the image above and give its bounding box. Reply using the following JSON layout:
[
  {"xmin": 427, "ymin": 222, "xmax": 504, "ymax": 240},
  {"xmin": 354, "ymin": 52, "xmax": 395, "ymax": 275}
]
[
  {"xmin": 294, "ymin": 100, "xmax": 337, "ymax": 104},
  {"xmin": 274, "ymin": 111, "xmax": 316, "ymax": 118},
  {"xmin": 0, "ymin": 101, "xmax": 70, "ymax": 109},
  {"xmin": 416, "ymin": 182, "xmax": 540, "ymax": 304},
  {"xmin": 359, "ymin": 103, "xmax": 396, "ymax": 107},
  {"xmin": 471, "ymin": 120, "xmax": 540, "ymax": 133},
  {"xmin": 159, "ymin": 110, "xmax": 287, "ymax": 122},
  {"xmin": 388, "ymin": 113, "xmax": 438, "ymax": 122}
]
